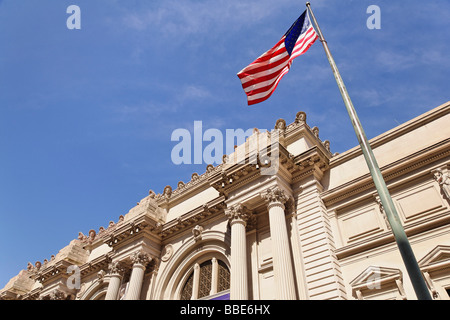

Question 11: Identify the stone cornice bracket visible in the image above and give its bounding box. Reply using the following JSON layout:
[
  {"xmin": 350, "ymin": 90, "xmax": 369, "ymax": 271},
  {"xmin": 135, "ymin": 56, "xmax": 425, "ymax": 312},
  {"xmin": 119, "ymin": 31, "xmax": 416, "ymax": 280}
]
[
  {"xmin": 130, "ymin": 251, "xmax": 152, "ymax": 267},
  {"xmin": 261, "ymin": 186, "xmax": 289, "ymax": 211},
  {"xmin": 225, "ymin": 204, "xmax": 251, "ymax": 226}
]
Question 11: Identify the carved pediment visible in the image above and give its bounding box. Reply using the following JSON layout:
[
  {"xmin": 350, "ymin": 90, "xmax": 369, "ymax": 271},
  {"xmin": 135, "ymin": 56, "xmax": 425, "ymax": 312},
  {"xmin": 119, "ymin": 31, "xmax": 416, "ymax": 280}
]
[
  {"xmin": 419, "ymin": 245, "xmax": 450, "ymax": 270},
  {"xmin": 350, "ymin": 266, "xmax": 402, "ymax": 289}
]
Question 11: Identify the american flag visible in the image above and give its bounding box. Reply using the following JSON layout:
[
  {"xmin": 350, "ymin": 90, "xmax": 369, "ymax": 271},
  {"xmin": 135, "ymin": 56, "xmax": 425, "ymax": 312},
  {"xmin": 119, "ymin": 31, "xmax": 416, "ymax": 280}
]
[{"xmin": 237, "ymin": 10, "xmax": 318, "ymax": 106}]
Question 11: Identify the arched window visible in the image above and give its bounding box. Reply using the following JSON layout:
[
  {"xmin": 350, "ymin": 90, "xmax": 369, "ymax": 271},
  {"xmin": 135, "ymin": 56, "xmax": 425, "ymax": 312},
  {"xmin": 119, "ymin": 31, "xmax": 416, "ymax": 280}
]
[{"xmin": 180, "ymin": 258, "xmax": 230, "ymax": 300}]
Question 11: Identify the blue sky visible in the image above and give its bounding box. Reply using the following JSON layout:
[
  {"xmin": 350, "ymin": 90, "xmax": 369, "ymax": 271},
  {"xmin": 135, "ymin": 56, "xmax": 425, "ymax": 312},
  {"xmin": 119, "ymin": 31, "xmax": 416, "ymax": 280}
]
[{"xmin": 0, "ymin": 0, "xmax": 449, "ymax": 289}]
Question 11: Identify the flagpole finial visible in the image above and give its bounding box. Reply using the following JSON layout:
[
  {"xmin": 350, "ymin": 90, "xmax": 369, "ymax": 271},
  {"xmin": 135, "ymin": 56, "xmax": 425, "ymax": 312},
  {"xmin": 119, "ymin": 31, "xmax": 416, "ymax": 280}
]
[{"xmin": 306, "ymin": 2, "xmax": 311, "ymax": 6}]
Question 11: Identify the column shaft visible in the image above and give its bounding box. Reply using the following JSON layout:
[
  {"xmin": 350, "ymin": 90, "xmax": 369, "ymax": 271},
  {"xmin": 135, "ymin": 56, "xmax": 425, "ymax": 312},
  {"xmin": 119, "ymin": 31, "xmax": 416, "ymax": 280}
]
[
  {"xmin": 125, "ymin": 264, "xmax": 146, "ymax": 300},
  {"xmin": 268, "ymin": 202, "xmax": 297, "ymax": 299},
  {"xmin": 105, "ymin": 274, "xmax": 122, "ymax": 300},
  {"xmin": 230, "ymin": 219, "xmax": 248, "ymax": 300}
]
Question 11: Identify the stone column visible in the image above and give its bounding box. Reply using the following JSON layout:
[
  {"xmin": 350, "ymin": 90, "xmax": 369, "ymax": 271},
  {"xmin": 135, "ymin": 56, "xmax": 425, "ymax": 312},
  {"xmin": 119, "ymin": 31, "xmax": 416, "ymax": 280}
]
[
  {"xmin": 125, "ymin": 251, "xmax": 151, "ymax": 300},
  {"xmin": 225, "ymin": 204, "xmax": 250, "ymax": 300},
  {"xmin": 191, "ymin": 263, "xmax": 200, "ymax": 300},
  {"xmin": 210, "ymin": 257, "xmax": 219, "ymax": 296},
  {"xmin": 262, "ymin": 187, "xmax": 297, "ymax": 300},
  {"xmin": 105, "ymin": 261, "xmax": 124, "ymax": 300}
]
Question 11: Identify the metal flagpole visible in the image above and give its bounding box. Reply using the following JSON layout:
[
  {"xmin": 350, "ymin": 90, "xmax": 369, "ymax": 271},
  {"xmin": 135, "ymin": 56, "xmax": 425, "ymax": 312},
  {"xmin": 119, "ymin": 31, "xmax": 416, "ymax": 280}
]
[{"xmin": 305, "ymin": 2, "xmax": 432, "ymax": 300}]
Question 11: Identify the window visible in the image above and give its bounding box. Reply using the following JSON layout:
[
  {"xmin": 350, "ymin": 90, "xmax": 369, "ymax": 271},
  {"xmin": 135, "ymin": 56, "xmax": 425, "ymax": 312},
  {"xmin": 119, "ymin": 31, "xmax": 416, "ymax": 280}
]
[{"xmin": 180, "ymin": 258, "xmax": 230, "ymax": 300}]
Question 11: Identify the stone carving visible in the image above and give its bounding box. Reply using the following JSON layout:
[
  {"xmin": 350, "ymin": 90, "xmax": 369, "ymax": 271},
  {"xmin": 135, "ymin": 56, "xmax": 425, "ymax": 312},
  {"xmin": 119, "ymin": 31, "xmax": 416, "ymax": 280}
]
[
  {"xmin": 295, "ymin": 111, "xmax": 307, "ymax": 124},
  {"xmin": 163, "ymin": 185, "xmax": 172, "ymax": 201},
  {"xmin": 275, "ymin": 119, "xmax": 286, "ymax": 133},
  {"xmin": 88, "ymin": 229, "xmax": 96, "ymax": 243},
  {"xmin": 108, "ymin": 261, "xmax": 124, "ymax": 275},
  {"xmin": 374, "ymin": 195, "xmax": 391, "ymax": 230},
  {"xmin": 192, "ymin": 225, "xmax": 204, "ymax": 242},
  {"xmin": 161, "ymin": 244, "xmax": 174, "ymax": 262},
  {"xmin": 130, "ymin": 251, "xmax": 152, "ymax": 266},
  {"xmin": 225, "ymin": 204, "xmax": 250, "ymax": 223},
  {"xmin": 97, "ymin": 270, "xmax": 106, "ymax": 282},
  {"xmin": 78, "ymin": 232, "xmax": 87, "ymax": 242},
  {"xmin": 40, "ymin": 289, "xmax": 67, "ymax": 300},
  {"xmin": 148, "ymin": 189, "xmax": 156, "ymax": 198},
  {"xmin": 191, "ymin": 172, "xmax": 199, "ymax": 181},
  {"xmin": 107, "ymin": 221, "xmax": 115, "ymax": 230},
  {"xmin": 178, "ymin": 181, "xmax": 185, "ymax": 189},
  {"xmin": 432, "ymin": 168, "xmax": 450, "ymax": 200},
  {"xmin": 261, "ymin": 187, "xmax": 289, "ymax": 205},
  {"xmin": 323, "ymin": 140, "xmax": 331, "ymax": 152},
  {"xmin": 312, "ymin": 126, "xmax": 319, "ymax": 138},
  {"xmin": 98, "ymin": 226, "xmax": 106, "ymax": 236}
]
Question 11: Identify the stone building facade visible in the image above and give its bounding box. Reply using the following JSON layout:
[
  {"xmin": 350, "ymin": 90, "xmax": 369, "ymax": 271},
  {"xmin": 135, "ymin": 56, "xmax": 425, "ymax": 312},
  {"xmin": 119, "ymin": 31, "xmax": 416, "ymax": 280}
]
[{"xmin": 1, "ymin": 101, "xmax": 450, "ymax": 300}]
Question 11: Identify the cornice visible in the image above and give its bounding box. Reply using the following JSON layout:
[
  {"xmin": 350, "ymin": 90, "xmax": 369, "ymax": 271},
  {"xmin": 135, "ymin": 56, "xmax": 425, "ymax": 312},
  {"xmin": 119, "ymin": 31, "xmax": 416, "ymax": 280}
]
[
  {"xmin": 102, "ymin": 211, "xmax": 163, "ymax": 250},
  {"xmin": 79, "ymin": 253, "xmax": 113, "ymax": 277},
  {"xmin": 30, "ymin": 259, "xmax": 74, "ymax": 284},
  {"xmin": 322, "ymin": 138, "xmax": 450, "ymax": 208},
  {"xmin": 329, "ymin": 101, "xmax": 450, "ymax": 168},
  {"xmin": 160, "ymin": 196, "xmax": 226, "ymax": 239}
]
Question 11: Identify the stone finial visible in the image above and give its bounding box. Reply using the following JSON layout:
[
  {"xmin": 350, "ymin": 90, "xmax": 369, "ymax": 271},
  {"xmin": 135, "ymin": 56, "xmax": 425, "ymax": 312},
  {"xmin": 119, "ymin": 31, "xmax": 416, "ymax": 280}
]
[
  {"xmin": 88, "ymin": 229, "xmax": 96, "ymax": 243},
  {"xmin": 275, "ymin": 119, "xmax": 286, "ymax": 132},
  {"xmin": 163, "ymin": 185, "xmax": 172, "ymax": 200},
  {"xmin": 295, "ymin": 111, "xmax": 307, "ymax": 124},
  {"xmin": 312, "ymin": 126, "xmax": 319, "ymax": 138}
]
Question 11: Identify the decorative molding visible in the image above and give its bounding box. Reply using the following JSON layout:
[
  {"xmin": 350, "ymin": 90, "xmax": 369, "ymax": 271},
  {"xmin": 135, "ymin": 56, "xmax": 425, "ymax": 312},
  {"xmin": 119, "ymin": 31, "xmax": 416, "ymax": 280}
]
[
  {"xmin": 108, "ymin": 261, "xmax": 125, "ymax": 276},
  {"xmin": 350, "ymin": 266, "xmax": 406, "ymax": 300},
  {"xmin": 161, "ymin": 244, "xmax": 174, "ymax": 262},
  {"xmin": 130, "ymin": 251, "xmax": 152, "ymax": 267},
  {"xmin": 192, "ymin": 225, "xmax": 204, "ymax": 242},
  {"xmin": 432, "ymin": 166, "xmax": 450, "ymax": 200},
  {"xmin": 225, "ymin": 204, "xmax": 251, "ymax": 224},
  {"xmin": 322, "ymin": 139, "xmax": 450, "ymax": 207}
]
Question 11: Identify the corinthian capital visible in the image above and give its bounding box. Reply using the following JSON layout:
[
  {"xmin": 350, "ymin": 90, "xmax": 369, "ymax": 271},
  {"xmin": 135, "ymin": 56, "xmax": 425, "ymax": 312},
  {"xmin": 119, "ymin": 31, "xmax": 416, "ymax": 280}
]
[
  {"xmin": 130, "ymin": 251, "xmax": 152, "ymax": 266},
  {"xmin": 261, "ymin": 187, "xmax": 289, "ymax": 209},
  {"xmin": 225, "ymin": 204, "xmax": 250, "ymax": 223},
  {"xmin": 108, "ymin": 261, "xmax": 125, "ymax": 275}
]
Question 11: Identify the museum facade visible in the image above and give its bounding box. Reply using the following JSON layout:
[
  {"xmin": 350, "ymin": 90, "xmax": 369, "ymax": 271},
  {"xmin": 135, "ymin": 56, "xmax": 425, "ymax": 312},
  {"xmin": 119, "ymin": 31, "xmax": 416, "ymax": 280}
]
[{"xmin": 1, "ymin": 101, "xmax": 450, "ymax": 300}]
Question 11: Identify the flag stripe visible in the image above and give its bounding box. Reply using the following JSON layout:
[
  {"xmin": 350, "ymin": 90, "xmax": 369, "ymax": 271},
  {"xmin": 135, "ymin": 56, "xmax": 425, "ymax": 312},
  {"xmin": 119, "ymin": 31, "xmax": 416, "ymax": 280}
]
[
  {"xmin": 237, "ymin": 10, "xmax": 317, "ymax": 106},
  {"xmin": 239, "ymin": 51, "xmax": 290, "ymax": 86},
  {"xmin": 290, "ymin": 27, "xmax": 318, "ymax": 59}
]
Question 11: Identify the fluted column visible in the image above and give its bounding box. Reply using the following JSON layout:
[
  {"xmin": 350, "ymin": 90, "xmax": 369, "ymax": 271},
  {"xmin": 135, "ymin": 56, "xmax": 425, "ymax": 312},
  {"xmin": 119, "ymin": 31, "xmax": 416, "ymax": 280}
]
[
  {"xmin": 262, "ymin": 187, "xmax": 297, "ymax": 300},
  {"xmin": 105, "ymin": 261, "xmax": 124, "ymax": 300},
  {"xmin": 225, "ymin": 204, "xmax": 250, "ymax": 300},
  {"xmin": 125, "ymin": 251, "xmax": 151, "ymax": 300}
]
